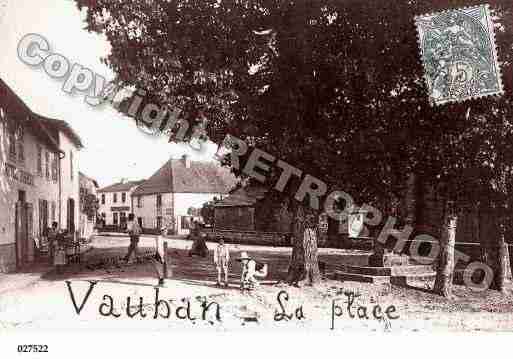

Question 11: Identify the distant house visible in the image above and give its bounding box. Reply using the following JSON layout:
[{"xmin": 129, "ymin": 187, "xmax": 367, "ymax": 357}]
[
  {"xmin": 132, "ymin": 155, "xmax": 237, "ymax": 235},
  {"xmin": 97, "ymin": 179, "xmax": 145, "ymax": 229},
  {"xmin": 79, "ymin": 172, "xmax": 99, "ymax": 239},
  {"xmin": 214, "ymin": 185, "xmax": 292, "ymax": 233}
]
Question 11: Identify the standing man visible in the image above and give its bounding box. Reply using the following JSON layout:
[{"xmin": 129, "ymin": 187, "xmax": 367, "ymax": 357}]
[
  {"xmin": 151, "ymin": 223, "xmax": 168, "ymax": 286},
  {"xmin": 213, "ymin": 237, "xmax": 230, "ymax": 287},
  {"xmin": 124, "ymin": 213, "xmax": 141, "ymax": 263}
]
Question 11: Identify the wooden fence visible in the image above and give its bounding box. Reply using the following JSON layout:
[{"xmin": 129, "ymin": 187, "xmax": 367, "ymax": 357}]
[{"xmin": 209, "ymin": 230, "xmax": 292, "ymax": 247}]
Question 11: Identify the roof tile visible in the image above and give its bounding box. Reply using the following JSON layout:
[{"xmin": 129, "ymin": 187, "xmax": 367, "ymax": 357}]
[
  {"xmin": 98, "ymin": 180, "xmax": 145, "ymax": 193},
  {"xmin": 133, "ymin": 159, "xmax": 237, "ymax": 196}
]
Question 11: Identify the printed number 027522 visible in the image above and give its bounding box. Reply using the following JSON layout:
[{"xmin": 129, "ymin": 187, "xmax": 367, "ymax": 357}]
[{"xmin": 17, "ymin": 345, "xmax": 48, "ymax": 353}]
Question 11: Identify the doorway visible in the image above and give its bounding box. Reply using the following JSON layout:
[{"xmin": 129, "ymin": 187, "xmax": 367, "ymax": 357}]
[
  {"xmin": 120, "ymin": 212, "xmax": 127, "ymax": 230},
  {"xmin": 67, "ymin": 198, "xmax": 75, "ymax": 234},
  {"xmin": 18, "ymin": 190, "xmax": 26, "ymax": 203},
  {"xmin": 38, "ymin": 199, "xmax": 49, "ymax": 252},
  {"xmin": 15, "ymin": 201, "xmax": 34, "ymax": 269}
]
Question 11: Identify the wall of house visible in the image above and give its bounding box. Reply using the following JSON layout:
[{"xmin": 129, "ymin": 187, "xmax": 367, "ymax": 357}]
[
  {"xmin": 214, "ymin": 206, "xmax": 255, "ymax": 231},
  {"xmin": 79, "ymin": 176, "xmax": 97, "ymax": 239},
  {"xmin": 132, "ymin": 192, "xmax": 174, "ymax": 230},
  {"xmin": 98, "ymin": 188, "xmax": 135, "ymax": 227},
  {"xmin": 0, "ymin": 119, "xmax": 60, "ymax": 272},
  {"xmin": 132, "ymin": 192, "xmax": 221, "ymax": 234},
  {"xmin": 173, "ymin": 192, "xmax": 222, "ymax": 235},
  {"xmin": 58, "ymin": 132, "xmax": 80, "ymax": 234},
  {"xmin": 214, "ymin": 201, "xmax": 292, "ymax": 233}
]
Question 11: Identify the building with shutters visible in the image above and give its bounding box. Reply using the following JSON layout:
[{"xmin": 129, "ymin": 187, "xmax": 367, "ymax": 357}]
[
  {"xmin": 97, "ymin": 179, "xmax": 144, "ymax": 230},
  {"xmin": 0, "ymin": 78, "xmax": 83, "ymax": 273},
  {"xmin": 132, "ymin": 155, "xmax": 237, "ymax": 235}
]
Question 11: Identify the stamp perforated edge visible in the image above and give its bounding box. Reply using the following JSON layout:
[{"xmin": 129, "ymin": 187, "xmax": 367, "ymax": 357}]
[{"xmin": 414, "ymin": 4, "xmax": 504, "ymax": 106}]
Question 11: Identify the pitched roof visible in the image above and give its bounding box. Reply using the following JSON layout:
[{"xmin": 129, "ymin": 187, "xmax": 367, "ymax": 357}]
[
  {"xmin": 0, "ymin": 78, "xmax": 83, "ymax": 149},
  {"xmin": 132, "ymin": 158, "xmax": 237, "ymax": 196},
  {"xmin": 214, "ymin": 185, "xmax": 268, "ymax": 207},
  {"xmin": 79, "ymin": 172, "xmax": 99, "ymax": 188},
  {"xmin": 37, "ymin": 115, "xmax": 84, "ymax": 148},
  {"xmin": 98, "ymin": 180, "xmax": 145, "ymax": 193}
]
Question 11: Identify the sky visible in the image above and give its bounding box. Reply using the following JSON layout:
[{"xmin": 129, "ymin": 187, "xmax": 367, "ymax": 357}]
[{"xmin": 0, "ymin": 0, "xmax": 218, "ymax": 188}]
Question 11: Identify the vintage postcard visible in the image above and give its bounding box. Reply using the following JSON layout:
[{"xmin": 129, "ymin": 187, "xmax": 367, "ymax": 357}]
[{"xmin": 1, "ymin": 0, "xmax": 513, "ymax": 357}]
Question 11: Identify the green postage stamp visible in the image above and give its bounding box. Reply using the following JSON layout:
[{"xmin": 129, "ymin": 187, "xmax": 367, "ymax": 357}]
[{"xmin": 415, "ymin": 4, "xmax": 503, "ymax": 105}]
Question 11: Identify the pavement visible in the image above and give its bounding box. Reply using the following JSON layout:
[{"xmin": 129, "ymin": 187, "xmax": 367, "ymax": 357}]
[{"xmin": 0, "ymin": 262, "xmax": 51, "ymax": 296}]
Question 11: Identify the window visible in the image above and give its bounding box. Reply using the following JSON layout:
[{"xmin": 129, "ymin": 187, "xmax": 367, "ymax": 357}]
[
  {"xmin": 37, "ymin": 145, "xmax": 43, "ymax": 176},
  {"xmin": 79, "ymin": 188, "xmax": 86, "ymax": 212},
  {"xmin": 122, "ymin": 192, "xmax": 126, "ymax": 203},
  {"xmin": 113, "ymin": 193, "xmax": 117, "ymax": 203},
  {"xmin": 45, "ymin": 151, "xmax": 50, "ymax": 180},
  {"xmin": 17, "ymin": 127, "xmax": 24, "ymax": 164},
  {"xmin": 51, "ymin": 201, "xmax": 56, "ymax": 222},
  {"xmin": 7, "ymin": 123, "xmax": 15, "ymax": 159},
  {"xmin": 101, "ymin": 194, "xmax": 105, "ymax": 205},
  {"xmin": 156, "ymin": 194, "xmax": 162, "ymax": 208},
  {"xmin": 70, "ymin": 151, "xmax": 74, "ymax": 181},
  {"xmin": 113, "ymin": 212, "xmax": 118, "ymax": 226},
  {"xmin": 51, "ymin": 152, "xmax": 58, "ymax": 182},
  {"xmin": 137, "ymin": 196, "xmax": 142, "ymax": 208},
  {"xmin": 120, "ymin": 212, "xmax": 127, "ymax": 228},
  {"xmin": 18, "ymin": 190, "xmax": 26, "ymax": 203}
]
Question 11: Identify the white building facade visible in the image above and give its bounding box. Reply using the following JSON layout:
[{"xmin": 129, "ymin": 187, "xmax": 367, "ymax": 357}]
[
  {"xmin": 97, "ymin": 179, "xmax": 144, "ymax": 230},
  {"xmin": 132, "ymin": 155, "xmax": 236, "ymax": 235},
  {"xmin": 0, "ymin": 79, "xmax": 82, "ymax": 273},
  {"xmin": 79, "ymin": 172, "xmax": 99, "ymax": 240}
]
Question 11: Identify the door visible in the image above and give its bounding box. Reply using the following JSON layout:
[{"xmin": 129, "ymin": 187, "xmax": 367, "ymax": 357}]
[
  {"xmin": 120, "ymin": 212, "xmax": 127, "ymax": 230},
  {"xmin": 39, "ymin": 199, "xmax": 48, "ymax": 249},
  {"xmin": 67, "ymin": 198, "xmax": 75, "ymax": 234},
  {"xmin": 15, "ymin": 202, "xmax": 34, "ymax": 268}
]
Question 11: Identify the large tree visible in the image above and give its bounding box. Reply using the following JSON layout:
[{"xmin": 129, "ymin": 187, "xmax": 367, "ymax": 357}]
[{"xmin": 75, "ymin": 0, "xmax": 513, "ymax": 293}]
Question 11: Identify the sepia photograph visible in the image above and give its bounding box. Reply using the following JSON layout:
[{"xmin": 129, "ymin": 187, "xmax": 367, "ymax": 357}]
[{"xmin": 1, "ymin": 0, "xmax": 513, "ymax": 357}]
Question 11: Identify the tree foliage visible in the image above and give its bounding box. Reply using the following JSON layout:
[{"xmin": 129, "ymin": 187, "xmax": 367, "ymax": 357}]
[
  {"xmin": 75, "ymin": 0, "xmax": 513, "ymax": 289},
  {"xmin": 82, "ymin": 192, "xmax": 99, "ymax": 220},
  {"xmin": 201, "ymin": 198, "xmax": 218, "ymax": 226}
]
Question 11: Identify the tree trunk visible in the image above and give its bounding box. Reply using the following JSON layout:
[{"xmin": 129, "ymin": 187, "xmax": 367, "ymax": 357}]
[
  {"xmin": 508, "ymin": 243, "xmax": 513, "ymax": 283},
  {"xmin": 480, "ymin": 205, "xmax": 507, "ymax": 292},
  {"xmin": 433, "ymin": 202, "xmax": 457, "ymax": 298},
  {"xmin": 286, "ymin": 205, "xmax": 321, "ymax": 286}
]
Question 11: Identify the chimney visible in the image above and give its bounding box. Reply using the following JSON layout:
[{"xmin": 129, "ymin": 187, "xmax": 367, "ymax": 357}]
[
  {"xmin": 182, "ymin": 154, "xmax": 191, "ymax": 168},
  {"xmin": 120, "ymin": 178, "xmax": 127, "ymax": 184}
]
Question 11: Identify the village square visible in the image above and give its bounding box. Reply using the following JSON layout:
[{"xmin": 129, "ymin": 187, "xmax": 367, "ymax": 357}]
[{"xmin": 2, "ymin": 0, "xmax": 513, "ymax": 337}]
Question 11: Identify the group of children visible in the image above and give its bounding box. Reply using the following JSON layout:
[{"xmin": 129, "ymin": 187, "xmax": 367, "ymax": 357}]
[
  {"xmin": 213, "ymin": 237, "xmax": 268, "ymax": 291},
  {"xmin": 123, "ymin": 216, "xmax": 268, "ymax": 291}
]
